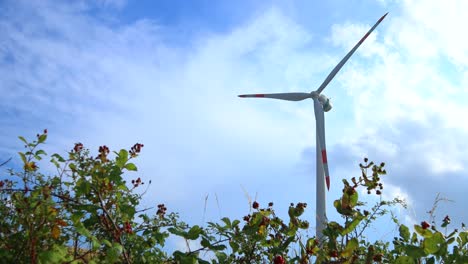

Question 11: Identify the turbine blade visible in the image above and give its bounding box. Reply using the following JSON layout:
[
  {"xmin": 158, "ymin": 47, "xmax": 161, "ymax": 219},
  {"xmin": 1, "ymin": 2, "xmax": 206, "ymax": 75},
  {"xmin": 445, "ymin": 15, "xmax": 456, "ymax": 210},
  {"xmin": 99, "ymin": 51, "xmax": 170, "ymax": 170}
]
[
  {"xmin": 238, "ymin": 92, "xmax": 311, "ymax": 101},
  {"xmin": 314, "ymin": 98, "xmax": 331, "ymax": 190},
  {"xmin": 315, "ymin": 12, "xmax": 388, "ymax": 94}
]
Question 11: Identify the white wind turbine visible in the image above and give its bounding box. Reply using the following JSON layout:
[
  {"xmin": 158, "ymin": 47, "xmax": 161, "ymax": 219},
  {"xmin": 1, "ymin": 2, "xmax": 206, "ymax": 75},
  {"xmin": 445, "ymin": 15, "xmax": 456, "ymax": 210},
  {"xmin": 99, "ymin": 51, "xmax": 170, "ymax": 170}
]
[{"xmin": 238, "ymin": 13, "xmax": 388, "ymax": 240}]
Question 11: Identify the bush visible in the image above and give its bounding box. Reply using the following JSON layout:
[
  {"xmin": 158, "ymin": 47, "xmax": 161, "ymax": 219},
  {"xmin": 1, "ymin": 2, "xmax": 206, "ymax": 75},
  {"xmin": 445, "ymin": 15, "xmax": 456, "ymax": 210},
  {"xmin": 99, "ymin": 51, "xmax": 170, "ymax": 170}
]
[{"xmin": 0, "ymin": 130, "xmax": 467, "ymax": 263}]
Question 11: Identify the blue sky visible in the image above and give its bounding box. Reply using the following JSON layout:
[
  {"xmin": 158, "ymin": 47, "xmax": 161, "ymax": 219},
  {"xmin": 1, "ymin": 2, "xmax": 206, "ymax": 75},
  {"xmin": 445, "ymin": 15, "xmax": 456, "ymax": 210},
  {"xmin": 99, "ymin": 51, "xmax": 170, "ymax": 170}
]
[{"xmin": 2, "ymin": 0, "xmax": 468, "ymax": 251}]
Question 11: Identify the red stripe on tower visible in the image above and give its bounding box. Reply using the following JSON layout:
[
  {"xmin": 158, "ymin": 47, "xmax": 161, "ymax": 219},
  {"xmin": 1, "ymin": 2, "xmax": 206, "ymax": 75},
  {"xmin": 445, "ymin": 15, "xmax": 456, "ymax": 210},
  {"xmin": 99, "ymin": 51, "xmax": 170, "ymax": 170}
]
[{"xmin": 321, "ymin": 149, "xmax": 328, "ymax": 164}]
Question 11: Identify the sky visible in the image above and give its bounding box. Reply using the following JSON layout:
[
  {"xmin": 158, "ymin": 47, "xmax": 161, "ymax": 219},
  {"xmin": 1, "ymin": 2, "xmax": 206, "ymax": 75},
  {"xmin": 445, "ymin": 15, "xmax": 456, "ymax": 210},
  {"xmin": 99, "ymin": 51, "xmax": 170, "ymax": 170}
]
[{"xmin": 1, "ymin": 0, "xmax": 468, "ymax": 250}]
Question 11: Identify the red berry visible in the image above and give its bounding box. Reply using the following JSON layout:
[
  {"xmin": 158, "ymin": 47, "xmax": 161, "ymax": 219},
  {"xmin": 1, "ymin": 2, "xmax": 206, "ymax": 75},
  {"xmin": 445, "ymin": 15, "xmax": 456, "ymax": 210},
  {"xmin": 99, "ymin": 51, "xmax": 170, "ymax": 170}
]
[
  {"xmin": 274, "ymin": 255, "xmax": 285, "ymax": 264},
  {"xmin": 373, "ymin": 253, "xmax": 383, "ymax": 261},
  {"xmin": 252, "ymin": 201, "xmax": 259, "ymax": 209},
  {"xmin": 330, "ymin": 250, "xmax": 338, "ymax": 258},
  {"xmin": 421, "ymin": 221, "xmax": 430, "ymax": 230}
]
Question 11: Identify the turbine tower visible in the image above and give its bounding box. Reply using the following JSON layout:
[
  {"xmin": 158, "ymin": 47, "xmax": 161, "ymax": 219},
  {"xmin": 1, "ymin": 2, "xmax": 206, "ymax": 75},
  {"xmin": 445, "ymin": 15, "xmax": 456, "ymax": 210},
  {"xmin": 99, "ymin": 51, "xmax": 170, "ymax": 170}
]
[{"xmin": 238, "ymin": 13, "xmax": 388, "ymax": 240}]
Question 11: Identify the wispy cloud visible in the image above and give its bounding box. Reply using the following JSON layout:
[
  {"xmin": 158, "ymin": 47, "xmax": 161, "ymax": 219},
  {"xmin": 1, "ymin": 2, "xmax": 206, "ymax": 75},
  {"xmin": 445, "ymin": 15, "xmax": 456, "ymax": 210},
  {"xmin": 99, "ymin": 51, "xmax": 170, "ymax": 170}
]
[
  {"xmin": 321, "ymin": 0, "xmax": 468, "ymax": 226},
  {"xmin": 1, "ymin": 0, "xmax": 467, "ymax": 238}
]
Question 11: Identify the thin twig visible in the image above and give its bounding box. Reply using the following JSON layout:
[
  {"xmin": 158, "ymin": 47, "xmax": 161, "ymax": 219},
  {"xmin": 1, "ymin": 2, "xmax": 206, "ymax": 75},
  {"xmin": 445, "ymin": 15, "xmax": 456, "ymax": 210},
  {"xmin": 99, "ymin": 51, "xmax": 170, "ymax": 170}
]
[{"xmin": 0, "ymin": 157, "xmax": 12, "ymax": 167}]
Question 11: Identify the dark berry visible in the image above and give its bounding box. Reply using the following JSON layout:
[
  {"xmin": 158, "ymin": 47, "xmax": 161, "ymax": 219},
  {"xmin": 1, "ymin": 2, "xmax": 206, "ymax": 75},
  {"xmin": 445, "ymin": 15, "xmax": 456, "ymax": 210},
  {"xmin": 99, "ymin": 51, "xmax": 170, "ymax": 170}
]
[
  {"xmin": 274, "ymin": 255, "xmax": 285, "ymax": 264},
  {"xmin": 421, "ymin": 221, "xmax": 430, "ymax": 230},
  {"xmin": 252, "ymin": 201, "xmax": 259, "ymax": 209}
]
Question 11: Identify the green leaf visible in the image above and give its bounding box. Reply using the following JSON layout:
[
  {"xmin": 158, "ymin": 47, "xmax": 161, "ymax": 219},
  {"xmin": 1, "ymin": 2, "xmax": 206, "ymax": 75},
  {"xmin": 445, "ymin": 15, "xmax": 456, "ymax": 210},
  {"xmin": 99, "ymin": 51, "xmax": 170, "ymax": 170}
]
[
  {"xmin": 186, "ymin": 225, "xmax": 203, "ymax": 240},
  {"xmin": 348, "ymin": 191, "xmax": 358, "ymax": 207},
  {"xmin": 18, "ymin": 152, "xmax": 27, "ymax": 164},
  {"xmin": 200, "ymin": 237, "xmax": 210, "ymax": 248},
  {"xmin": 35, "ymin": 149, "xmax": 47, "ymax": 156},
  {"xmin": 210, "ymin": 244, "xmax": 227, "ymax": 251},
  {"xmin": 139, "ymin": 214, "xmax": 150, "ymax": 223},
  {"xmin": 18, "ymin": 136, "xmax": 28, "ymax": 144},
  {"xmin": 116, "ymin": 149, "xmax": 128, "ymax": 169},
  {"xmin": 168, "ymin": 227, "xmax": 187, "ymax": 237},
  {"xmin": 341, "ymin": 238, "xmax": 358, "ymax": 257},
  {"xmin": 446, "ymin": 237, "xmax": 455, "ymax": 244},
  {"xmin": 91, "ymin": 237, "xmax": 100, "ymax": 250},
  {"xmin": 120, "ymin": 204, "xmax": 136, "ymax": 219},
  {"xmin": 405, "ymin": 245, "xmax": 426, "ymax": 258},
  {"xmin": 76, "ymin": 178, "xmax": 91, "ymax": 196},
  {"xmin": 395, "ymin": 256, "xmax": 415, "ymax": 264},
  {"xmin": 38, "ymin": 133, "xmax": 47, "ymax": 143},
  {"xmin": 38, "ymin": 245, "xmax": 69, "ymax": 263},
  {"xmin": 106, "ymin": 243, "xmax": 123, "ymax": 263},
  {"xmin": 341, "ymin": 215, "xmax": 364, "ymax": 236},
  {"xmin": 229, "ymin": 241, "xmax": 240, "ymax": 253},
  {"xmin": 71, "ymin": 212, "xmax": 84, "ymax": 224},
  {"xmin": 279, "ymin": 236, "xmax": 295, "ymax": 252},
  {"xmin": 459, "ymin": 231, "xmax": 468, "ymax": 246},
  {"xmin": 51, "ymin": 153, "xmax": 66, "ymax": 162},
  {"xmin": 102, "ymin": 239, "xmax": 112, "ymax": 247},
  {"xmin": 399, "ymin": 225, "xmax": 411, "ymax": 241},
  {"xmin": 215, "ymin": 252, "xmax": 228, "ymax": 262},
  {"xmin": 306, "ymin": 238, "xmax": 317, "ymax": 249},
  {"xmin": 173, "ymin": 251, "xmax": 197, "ymax": 263},
  {"xmin": 232, "ymin": 220, "xmax": 240, "ymax": 227},
  {"xmin": 414, "ymin": 225, "xmax": 433, "ymax": 238},
  {"xmin": 221, "ymin": 217, "xmax": 231, "ymax": 228},
  {"xmin": 76, "ymin": 223, "xmax": 92, "ymax": 238},
  {"xmin": 334, "ymin": 199, "xmax": 353, "ymax": 216},
  {"xmin": 124, "ymin": 163, "xmax": 137, "ymax": 171},
  {"xmin": 423, "ymin": 232, "xmax": 444, "ymax": 254}
]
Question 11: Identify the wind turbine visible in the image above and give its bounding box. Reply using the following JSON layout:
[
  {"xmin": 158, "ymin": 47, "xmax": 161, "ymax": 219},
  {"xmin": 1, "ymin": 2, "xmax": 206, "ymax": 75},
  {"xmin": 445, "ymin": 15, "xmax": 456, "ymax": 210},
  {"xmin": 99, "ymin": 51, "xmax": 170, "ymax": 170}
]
[{"xmin": 238, "ymin": 13, "xmax": 388, "ymax": 240}]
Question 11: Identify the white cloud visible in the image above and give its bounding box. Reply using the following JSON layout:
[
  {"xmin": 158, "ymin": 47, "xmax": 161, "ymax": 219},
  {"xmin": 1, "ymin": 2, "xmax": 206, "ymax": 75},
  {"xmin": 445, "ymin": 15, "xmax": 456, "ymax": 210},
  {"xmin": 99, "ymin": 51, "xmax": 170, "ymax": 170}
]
[
  {"xmin": 1, "ymin": 0, "xmax": 467, "ymax": 235},
  {"xmin": 96, "ymin": 0, "xmax": 127, "ymax": 9},
  {"xmin": 321, "ymin": 0, "xmax": 468, "ymax": 226}
]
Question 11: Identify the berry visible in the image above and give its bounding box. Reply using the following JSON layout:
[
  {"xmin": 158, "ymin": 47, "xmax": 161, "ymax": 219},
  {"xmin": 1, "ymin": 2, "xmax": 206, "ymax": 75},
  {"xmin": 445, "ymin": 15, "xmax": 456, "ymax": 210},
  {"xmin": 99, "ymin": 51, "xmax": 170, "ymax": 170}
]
[
  {"xmin": 330, "ymin": 250, "xmax": 339, "ymax": 258},
  {"xmin": 274, "ymin": 255, "xmax": 285, "ymax": 264},
  {"xmin": 73, "ymin": 143, "xmax": 83, "ymax": 152},
  {"xmin": 373, "ymin": 253, "xmax": 383, "ymax": 262},
  {"xmin": 252, "ymin": 201, "xmax": 259, "ymax": 209},
  {"xmin": 421, "ymin": 221, "xmax": 430, "ymax": 230}
]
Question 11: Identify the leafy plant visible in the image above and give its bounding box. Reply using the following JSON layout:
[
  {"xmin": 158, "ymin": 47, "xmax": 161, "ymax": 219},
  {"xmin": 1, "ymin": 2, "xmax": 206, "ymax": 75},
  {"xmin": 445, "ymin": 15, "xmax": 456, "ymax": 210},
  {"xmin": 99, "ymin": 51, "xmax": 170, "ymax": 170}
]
[{"xmin": 0, "ymin": 130, "xmax": 466, "ymax": 263}]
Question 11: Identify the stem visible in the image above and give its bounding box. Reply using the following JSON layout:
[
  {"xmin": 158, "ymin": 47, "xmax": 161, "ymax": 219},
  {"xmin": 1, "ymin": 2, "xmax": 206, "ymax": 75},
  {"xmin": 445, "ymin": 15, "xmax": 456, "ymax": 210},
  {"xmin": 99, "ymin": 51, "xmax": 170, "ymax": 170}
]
[{"xmin": 96, "ymin": 190, "xmax": 132, "ymax": 264}]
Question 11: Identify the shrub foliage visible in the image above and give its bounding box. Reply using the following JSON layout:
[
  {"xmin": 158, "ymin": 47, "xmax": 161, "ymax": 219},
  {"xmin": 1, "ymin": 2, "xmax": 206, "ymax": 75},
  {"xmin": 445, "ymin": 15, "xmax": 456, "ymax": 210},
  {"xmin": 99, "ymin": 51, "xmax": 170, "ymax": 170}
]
[{"xmin": 0, "ymin": 130, "xmax": 467, "ymax": 263}]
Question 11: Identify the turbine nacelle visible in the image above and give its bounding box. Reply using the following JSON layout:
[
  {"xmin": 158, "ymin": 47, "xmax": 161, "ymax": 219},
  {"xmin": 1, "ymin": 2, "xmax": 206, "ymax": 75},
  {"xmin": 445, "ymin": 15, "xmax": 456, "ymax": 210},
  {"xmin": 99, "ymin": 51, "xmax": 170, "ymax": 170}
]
[
  {"xmin": 311, "ymin": 92, "xmax": 332, "ymax": 112},
  {"xmin": 318, "ymin": 94, "xmax": 332, "ymax": 112}
]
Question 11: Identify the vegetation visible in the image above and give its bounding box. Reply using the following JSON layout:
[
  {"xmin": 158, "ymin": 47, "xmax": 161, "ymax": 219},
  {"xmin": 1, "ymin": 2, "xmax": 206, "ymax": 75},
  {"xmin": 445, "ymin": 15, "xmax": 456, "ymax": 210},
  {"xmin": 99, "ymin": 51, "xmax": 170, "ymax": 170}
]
[{"xmin": 0, "ymin": 130, "xmax": 467, "ymax": 263}]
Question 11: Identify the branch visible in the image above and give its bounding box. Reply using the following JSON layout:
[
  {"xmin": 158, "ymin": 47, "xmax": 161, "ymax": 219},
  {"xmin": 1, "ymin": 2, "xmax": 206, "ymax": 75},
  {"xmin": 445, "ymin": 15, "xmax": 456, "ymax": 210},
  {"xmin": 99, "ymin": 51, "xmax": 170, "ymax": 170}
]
[
  {"xmin": 0, "ymin": 157, "xmax": 12, "ymax": 167},
  {"xmin": 96, "ymin": 190, "xmax": 132, "ymax": 264}
]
